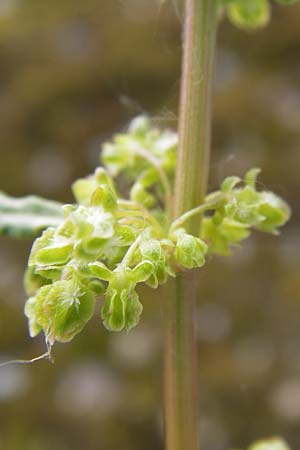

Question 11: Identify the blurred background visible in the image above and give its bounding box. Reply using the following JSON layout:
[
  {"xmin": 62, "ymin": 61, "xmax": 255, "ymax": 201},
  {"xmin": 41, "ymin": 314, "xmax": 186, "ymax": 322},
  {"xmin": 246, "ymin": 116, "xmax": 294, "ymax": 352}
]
[{"xmin": 0, "ymin": 1, "xmax": 299, "ymax": 449}]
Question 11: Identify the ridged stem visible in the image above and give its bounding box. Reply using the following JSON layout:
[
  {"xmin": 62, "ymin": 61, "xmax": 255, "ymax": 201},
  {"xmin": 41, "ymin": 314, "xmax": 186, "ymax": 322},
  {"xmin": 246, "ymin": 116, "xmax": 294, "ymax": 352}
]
[{"xmin": 163, "ymin": 1, "xmax": 218, "ymax": 450}]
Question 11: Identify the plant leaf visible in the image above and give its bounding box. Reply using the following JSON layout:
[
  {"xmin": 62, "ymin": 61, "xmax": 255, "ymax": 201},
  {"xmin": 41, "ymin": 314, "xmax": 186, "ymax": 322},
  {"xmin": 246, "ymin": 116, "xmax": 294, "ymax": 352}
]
[{"xmin": 0, "ymin": 192, "xmax": 64, "ymax": 238}]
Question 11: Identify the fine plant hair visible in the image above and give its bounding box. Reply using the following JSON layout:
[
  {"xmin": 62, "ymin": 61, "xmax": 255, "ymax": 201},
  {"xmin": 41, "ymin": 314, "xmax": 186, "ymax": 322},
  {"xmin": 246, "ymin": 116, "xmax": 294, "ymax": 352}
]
[{"xmin": 0, "ymin": 351, "xmax": 52, "ymax": 368}]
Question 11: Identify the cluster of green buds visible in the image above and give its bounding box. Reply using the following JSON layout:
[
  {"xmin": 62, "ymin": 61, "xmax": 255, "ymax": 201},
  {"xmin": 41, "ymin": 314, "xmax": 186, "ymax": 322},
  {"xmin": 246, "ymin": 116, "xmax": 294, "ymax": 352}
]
[
  {"xmin": 23, "ymin": 117, "xmax": 290, "ymax": 346},
  {"xmin": 220, "ymin": 0, "xmax": 299, "ymax": 30},
  {"xmin": 102, "ymin": 115, "xmax": 176, "ymax": 211},
  {"xmin": 200, "ymin": 168, "xmax": 290, "ymax": 254}
]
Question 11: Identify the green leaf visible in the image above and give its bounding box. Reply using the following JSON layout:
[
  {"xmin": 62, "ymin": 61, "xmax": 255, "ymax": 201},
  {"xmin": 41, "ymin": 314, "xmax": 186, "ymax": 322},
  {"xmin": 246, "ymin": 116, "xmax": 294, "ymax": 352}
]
[
  {"xmin": 0, "ymin": 192, "xmax": 64, "ymax": 238},
  {"xmin": 227, "ymin": 0, "xmax": 271, "ymax": 30}
]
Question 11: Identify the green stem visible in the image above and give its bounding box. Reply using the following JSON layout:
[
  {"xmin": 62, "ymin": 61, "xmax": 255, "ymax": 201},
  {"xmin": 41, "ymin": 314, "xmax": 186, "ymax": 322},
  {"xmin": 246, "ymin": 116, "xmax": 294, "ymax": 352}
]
[
  {"xmin": 174, "ymin": 0, "xmax": 218, "ymax": 228},
  {"xmin": 163, "ymin": 1, "xmax": 218, "ymax": 450},
  {"xmin": 170, "ymin": 193, "xmax": 226, "ymax": 233},
  {"xmin": 120, "ymin": 233, "xmax": 144, "ymax": 267}
]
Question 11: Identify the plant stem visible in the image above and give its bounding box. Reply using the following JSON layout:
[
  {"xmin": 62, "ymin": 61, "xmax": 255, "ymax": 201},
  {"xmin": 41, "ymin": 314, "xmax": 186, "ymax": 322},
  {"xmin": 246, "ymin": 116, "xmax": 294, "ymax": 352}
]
[
  {"xmin": 170, "ymin": 193, "xmax": 226, "ymax": 233},
  {"xmin": 163, "ymin": 1, "xmax": 218, "ymax": 450},
  {"xmin": 119, "ymin": 233, "xmax": 144, "ymax": 267},
  {"xmin": 174, "ymin": 0, "xmax": 218, "ymax": 228}
]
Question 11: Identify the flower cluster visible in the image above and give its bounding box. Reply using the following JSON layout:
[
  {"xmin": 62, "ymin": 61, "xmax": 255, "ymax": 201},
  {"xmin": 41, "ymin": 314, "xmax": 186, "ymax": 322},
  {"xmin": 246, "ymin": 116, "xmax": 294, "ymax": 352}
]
[
  {"xmin": 201, "ymin": 168, "xmax": 290, "ymax": 255},
  {"xmin": 221, "ymin": 0, "xmax": 299, "ymax": 30},
  {"xmin": 24, "ymin": 117, "xmax": 290, "ymax": 346},
  {"xmin": 102, "ymin": 116, "xmax": 176, "ymax": 210}
]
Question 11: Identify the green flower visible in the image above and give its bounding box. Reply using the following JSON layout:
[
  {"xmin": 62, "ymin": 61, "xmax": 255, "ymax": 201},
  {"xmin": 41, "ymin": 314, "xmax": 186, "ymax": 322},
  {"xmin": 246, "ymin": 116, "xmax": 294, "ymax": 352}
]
[
  {"xmin": 21, "ymin": 117, "xmax": 291, "ymax": 345},
  {"xmin": 89, "ymin": 262, "xmax": 153, "ymax": 332},
  {"xmin": 173, "ymin": 230, "xmax": 208, "ymax": 269},
  {"xmin": 139, "ymin": 238, "xmax": 169, "ymax": 288},
  {"xmin": 102, "ymin": 116, "xmax": 176, "ymax": 210},
  {"xmin": 227, "ymin": 0, "xmax": 270, "ymax": 29},
  {"xmin": 254, "ymin": 192, "xmax": 291, "ymax": 233},
  {"xmin": 230, "ymin": 170, "xmax": 290, "ymax": 232},
  {"xmin": 201, "ymin": 169, "xmax": 290, "ymax": 254},
  {"xmin": 201, "ymin": 217, "xmax": 250, "ymax": 255},
  {"xmin": 223, "ymin": 0, "xmax": 299, "ymax": 30},
  {"xmin": 25, "ymin": 279, "xmax": 95, "ymax": 344}
]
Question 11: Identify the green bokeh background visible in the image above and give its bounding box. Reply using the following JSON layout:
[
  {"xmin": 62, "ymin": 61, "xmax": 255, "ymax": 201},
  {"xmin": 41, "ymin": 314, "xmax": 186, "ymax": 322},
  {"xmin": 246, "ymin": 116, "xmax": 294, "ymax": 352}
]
[{"xmin": 0, "ymin": 1, "xmax": 300, "ymax": 449}]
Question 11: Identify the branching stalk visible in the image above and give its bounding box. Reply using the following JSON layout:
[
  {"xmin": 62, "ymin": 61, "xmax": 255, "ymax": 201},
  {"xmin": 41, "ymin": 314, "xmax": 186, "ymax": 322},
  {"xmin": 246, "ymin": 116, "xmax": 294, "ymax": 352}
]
[
  {"xmin": 170, "ymin": 193, "xmax": 226, "ymax": 233},
  {"xmin": 120, "ymin": 233, "xmax": 144, "ymax": 267}
]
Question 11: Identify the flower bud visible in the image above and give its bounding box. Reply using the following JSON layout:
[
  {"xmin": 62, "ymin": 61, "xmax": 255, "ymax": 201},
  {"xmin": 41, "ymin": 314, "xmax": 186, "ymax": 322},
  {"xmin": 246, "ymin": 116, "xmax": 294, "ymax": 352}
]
[
  {"xmin": 90, "ymin": 186, "xmax": 117, "ymax": 212},
  {"xmin": 34, "ymin": 280, "xmax": 95, "ymax": 344},
  {"xmin": 72, "ymin": 175, "xmax": 97, "ymax": 206},
  {"xmin": 255, "ymin": 192, "xmax": 291, "ymax": 233},
  {"xmin": 174, "ymin": 231, "xmax": 208, "ymax": 269},
  {"xmin": 227, "ymin": 0, "xmax": 270, "ymax": 30}
]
